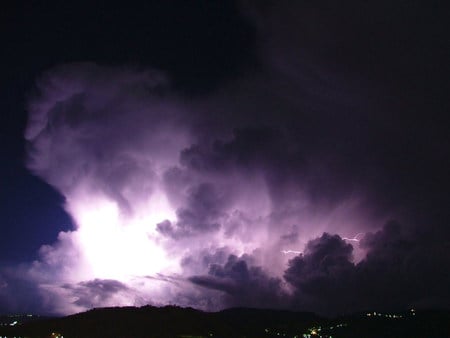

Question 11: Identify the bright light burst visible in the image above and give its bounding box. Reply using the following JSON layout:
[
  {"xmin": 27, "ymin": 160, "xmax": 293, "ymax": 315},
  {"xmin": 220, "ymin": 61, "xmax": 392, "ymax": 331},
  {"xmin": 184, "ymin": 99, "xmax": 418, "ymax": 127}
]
[{"xmin": 70, "ymin": 189, "xmax": 178, "ymax": 281}]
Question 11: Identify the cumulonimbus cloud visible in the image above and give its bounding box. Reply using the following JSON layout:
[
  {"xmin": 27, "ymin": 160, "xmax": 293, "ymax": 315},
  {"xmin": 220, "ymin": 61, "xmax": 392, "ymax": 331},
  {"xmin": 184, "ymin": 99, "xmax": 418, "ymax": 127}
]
[{"xmin": 3, "ymin": 1, "xmax": 448, "ymax": 315}]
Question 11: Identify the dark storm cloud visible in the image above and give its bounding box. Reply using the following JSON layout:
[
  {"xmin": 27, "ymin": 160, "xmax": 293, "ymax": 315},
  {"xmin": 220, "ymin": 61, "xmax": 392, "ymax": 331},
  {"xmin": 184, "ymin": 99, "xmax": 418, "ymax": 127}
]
[
  {"xmin": 284, "ymin": 233, "xmax": 354, "ymax": 293},
  {"xmin": 180, "ymin": 127, "xmax": 302, "ymax": 173},
  {"xmin": 241, "ymin": 0, "xmax": 450, "ymax": 228},
  {"xmin": 178, "ymin": 121, "xmax": 376, "ymax": 242},
  {"xmin": 157, "ymin": 182, "xmax": 230, "ymax": 239},
  {"xmin": 181, "ymin": 247, "xmax": 231, "ymax": 273},
  {"xmin": 8, "ymin": 0, "xmax": 448, "ymax": 316},
  {"xmin": 356, "ymin": 221, "xmax": 450, "ymax": 311},
  {"xmin": 189, "ymin": 254, "xmax": 286, "ymax": 309},
  {"xmin": 158, "ymin": 126, "xmax": 307, "ymax": 240},
  {"xmin": 284, "ymin": 233, "xmax": 357, "ymax": 314},
  {"xmin": 282, "ymin": 222, "xmax": 450, "ymax": 315},
  {"xmin": 179, "ymin": 127, "xmax": 311, "ymax": 204},
  {"xmin": 62, "ymin": 279, "xmax": 130, "ymax": 308}
]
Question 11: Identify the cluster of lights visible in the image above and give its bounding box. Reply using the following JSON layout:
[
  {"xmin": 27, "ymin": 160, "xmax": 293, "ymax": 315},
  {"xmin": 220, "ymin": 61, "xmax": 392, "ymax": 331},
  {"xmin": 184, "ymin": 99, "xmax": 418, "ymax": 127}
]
[
  {"xmin": 264, "ymin": 323, "xmax": 346, "ymax": 338},
  {"xmin": 264, "ymin": 328, "xmax": 290, "ymax": 336},
  {"xmin": 302, "ymin": 323, "xmax": 347, "ymax": 338},
  {"xmin": 50, "ymin": 333, "xmax": 64, "ymax": 338},
  {"xmin": 0, "ymin": 315, "xmax": 36, "ymax": 327},
  {"xmin": 366, "ymin": 309, "xmax": 415, "ymax": 319},
  {"xmin": 0, "ymin": 321, "xmax": 17, "ymax": 327},
  {"xmin": 366, "ymin": 312, "xmax": 402, "ymax": 319}
]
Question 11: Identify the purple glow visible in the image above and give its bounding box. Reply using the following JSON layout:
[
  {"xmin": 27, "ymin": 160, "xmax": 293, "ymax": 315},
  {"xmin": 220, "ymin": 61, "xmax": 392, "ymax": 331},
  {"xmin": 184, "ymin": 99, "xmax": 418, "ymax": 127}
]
[
  {"xmin": 2, "ymin": 2, "xmax": 447, "ymax": 316},
  {"xmin": 20, "ymin": 63, "xmax": 382, "ymax": 314}
]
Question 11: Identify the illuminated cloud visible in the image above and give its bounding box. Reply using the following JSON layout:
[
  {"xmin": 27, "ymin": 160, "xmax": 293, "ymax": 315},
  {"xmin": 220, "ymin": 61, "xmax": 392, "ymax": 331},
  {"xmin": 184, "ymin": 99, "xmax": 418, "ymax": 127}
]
[
  {"xmin": 284, "ymin": 233, "xmax": 357, "ymax": 314},
  {"xmin": 283, "ymin": 223, "xmax": 450, "ymax": 315},
  {"xmin": 3, "ymin": 1, "xmax": 447, "ymax": 315},
  {"xmin": 61, "ymin": 279, "xmax": 131, "ymax": 309},
  {"xmin": 189, "ymin": 254, "xmax": 287, "ymax": 309},
  {"xmin": 17, "ymin": 55, "xmax": 446, "ymax": 315}
]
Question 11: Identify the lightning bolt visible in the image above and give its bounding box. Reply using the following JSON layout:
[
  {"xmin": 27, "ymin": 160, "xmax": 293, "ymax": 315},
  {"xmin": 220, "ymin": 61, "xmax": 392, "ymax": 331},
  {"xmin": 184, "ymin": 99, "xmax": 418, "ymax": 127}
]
[
  {"xmin": 342, "ymin": 232, "xmax": 365, "ymax": 242},
  {"xmin": 281, "ymin": 250, "xmax": 302, "ymax": 255}
]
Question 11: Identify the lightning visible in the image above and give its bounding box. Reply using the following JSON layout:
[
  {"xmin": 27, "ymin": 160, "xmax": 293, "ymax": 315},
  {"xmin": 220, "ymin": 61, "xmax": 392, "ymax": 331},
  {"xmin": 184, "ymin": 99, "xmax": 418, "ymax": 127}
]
[
  {"xmin": 281, "ymin": 250, "xmax": 302, "ymax": 255},
  {"xmin": 342, "ymin": 232, "xmax": 365, "ymax": 242}
]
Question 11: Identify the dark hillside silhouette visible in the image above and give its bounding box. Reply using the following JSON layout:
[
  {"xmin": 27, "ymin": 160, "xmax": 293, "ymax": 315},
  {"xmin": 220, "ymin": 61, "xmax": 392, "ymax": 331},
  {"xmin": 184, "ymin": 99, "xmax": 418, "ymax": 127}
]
[{"xmin": 1, "ymin": 306, "xmax": 449, "ymax": 338}]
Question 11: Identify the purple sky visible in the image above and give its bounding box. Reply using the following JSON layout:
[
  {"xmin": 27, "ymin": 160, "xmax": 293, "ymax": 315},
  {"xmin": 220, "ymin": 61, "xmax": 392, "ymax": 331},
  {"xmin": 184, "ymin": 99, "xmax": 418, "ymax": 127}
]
[{"xmin": 1, "ymin": 1, "xmax": 449, "ymax": 315}]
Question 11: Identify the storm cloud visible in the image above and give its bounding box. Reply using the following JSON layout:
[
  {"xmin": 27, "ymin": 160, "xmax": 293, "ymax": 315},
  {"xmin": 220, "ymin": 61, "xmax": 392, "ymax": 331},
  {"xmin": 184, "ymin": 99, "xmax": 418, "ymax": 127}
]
[
  {"xmin": 190, "ymin": 254, "xmax": 286, "ymax": 309},
  {"xmin": 283, "ymin": 222, "xmax": 450, "ymax": 315},
  {"xmin": 61, "ymin": 279, "xmax": 131, "ymax": 309},
  {"xmin": 3, "ymin": 0, "xmax": 448, "ymax": 315}
]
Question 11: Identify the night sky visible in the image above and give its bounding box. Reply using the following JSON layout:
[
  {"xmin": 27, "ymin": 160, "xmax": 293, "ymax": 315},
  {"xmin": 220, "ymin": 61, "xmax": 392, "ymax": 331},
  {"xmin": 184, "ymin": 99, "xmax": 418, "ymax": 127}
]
[{"xmin": 1, "ymin": 0, "xmax": 449, "ymax": 316}]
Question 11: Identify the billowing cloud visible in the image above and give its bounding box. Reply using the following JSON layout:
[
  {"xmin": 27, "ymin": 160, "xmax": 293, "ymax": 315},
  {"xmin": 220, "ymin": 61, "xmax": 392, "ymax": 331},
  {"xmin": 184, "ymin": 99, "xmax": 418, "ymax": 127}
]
[
  {"xmin": 283, "ymin": 222, "xmax": 450, "ymax": 315},
  {"xmin": 157, "ymin": 182, "xmax": 229, "ymax": 239},
  {"xmin": 61, "ymin": 279, "xmax": 131, "ymax": 309},
  {"xmin": 189, "ymin": 254, "xmax": 286, "ymax": 309},
  {"xmin": 2, "ymin": 1, "xmax": 448, "ymax": 316}
]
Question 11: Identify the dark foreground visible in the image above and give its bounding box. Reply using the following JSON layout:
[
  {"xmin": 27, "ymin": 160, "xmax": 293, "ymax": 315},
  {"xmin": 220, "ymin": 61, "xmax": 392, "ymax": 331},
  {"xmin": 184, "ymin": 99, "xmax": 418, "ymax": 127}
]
[{"xmin": 1, "ymin": 306, "xmax": 449, "ymax": 338}]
